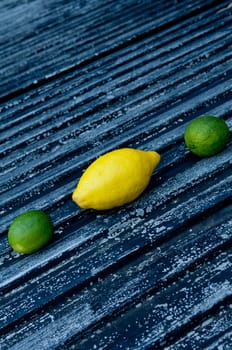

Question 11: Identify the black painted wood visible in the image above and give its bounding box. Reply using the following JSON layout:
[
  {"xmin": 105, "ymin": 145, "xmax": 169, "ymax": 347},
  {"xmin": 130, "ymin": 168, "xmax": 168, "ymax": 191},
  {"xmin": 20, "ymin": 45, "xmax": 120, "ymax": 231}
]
[{"xmin": 0, "ymin": 0, "xmax": 232, "ymax": 349}]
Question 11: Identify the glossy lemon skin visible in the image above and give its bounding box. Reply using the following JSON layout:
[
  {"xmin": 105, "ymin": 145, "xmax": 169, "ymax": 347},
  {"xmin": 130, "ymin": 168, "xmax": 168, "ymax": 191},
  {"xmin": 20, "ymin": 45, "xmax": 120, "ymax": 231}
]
[{"xmin": 72, "ymin": 148, "xmax": 160, "ymax": 210}]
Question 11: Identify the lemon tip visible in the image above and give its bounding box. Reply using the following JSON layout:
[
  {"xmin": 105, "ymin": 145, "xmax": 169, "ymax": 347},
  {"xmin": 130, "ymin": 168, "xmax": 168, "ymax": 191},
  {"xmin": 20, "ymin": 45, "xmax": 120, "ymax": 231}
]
[
  {"xmin": 72, "ymin": 190, "xmax": 80, "ymax": 205},
  {"xmin": 72, "ymin": 190, "xmax": 89, "ymax": 209},
  {"xmin": 147, "ymin": 150, "xmax": 161, "ymax": 166}
]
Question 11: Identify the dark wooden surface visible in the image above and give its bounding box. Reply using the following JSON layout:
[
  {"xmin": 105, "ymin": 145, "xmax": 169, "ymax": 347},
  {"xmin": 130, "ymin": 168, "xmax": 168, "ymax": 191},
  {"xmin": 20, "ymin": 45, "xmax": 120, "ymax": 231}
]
[{"xmin": 1, "ymin": 0, "xmax": 232, "ymax": 349}]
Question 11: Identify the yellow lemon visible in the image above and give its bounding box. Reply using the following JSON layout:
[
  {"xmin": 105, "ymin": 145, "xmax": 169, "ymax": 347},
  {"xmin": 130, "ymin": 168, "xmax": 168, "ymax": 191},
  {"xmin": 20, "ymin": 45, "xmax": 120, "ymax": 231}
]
[{"xmin": 72, "ymin": 148, "xmax": 160, "ymax": 210}]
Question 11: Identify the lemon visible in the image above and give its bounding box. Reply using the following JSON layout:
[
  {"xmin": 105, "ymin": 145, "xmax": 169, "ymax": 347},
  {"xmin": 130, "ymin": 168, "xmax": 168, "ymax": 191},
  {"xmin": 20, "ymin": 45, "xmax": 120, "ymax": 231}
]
[
  {"xmin": 184, "ymin": 116, "xmax": 230, "ymax": 157},
  {"xmin": 72, "ymin": 148, "xmax": 160, "ymax": 210},
  {"xmin": 8, "ymin": 210, "xmax": 54, "ymax": 254}
]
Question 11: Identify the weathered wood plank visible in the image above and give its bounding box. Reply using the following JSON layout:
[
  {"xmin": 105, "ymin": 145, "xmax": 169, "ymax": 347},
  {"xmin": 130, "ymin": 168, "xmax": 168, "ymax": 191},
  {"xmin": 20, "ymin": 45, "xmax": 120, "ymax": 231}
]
[{"xmin": 1, "ymin": 0, "xmax": 232, "ymax": 349}]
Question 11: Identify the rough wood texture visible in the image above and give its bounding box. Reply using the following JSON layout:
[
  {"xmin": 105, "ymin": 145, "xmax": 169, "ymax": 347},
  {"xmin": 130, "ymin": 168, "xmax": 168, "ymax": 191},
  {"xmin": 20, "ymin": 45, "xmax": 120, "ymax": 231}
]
[{"xmin": 1, "ymin": 0, "xmax": 232, "ymax": 349}]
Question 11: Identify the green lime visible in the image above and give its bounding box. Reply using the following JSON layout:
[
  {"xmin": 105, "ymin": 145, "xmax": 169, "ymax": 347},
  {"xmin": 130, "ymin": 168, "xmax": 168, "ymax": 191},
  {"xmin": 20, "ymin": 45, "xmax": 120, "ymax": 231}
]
[
  {"xmin": 184, "ymin": 116, "xmax": 230, "ymax": 157},
  {"xmin": 8, "ymin": 210, "xmax": 54, "ymax": 254}
]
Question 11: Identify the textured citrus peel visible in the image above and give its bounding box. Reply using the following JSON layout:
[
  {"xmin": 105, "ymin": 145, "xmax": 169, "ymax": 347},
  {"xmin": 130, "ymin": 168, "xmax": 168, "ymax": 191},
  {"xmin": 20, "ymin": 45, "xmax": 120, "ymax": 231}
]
[{"xmin": 72, "ymin": 148, "xmax": 160, "ymax": 210}]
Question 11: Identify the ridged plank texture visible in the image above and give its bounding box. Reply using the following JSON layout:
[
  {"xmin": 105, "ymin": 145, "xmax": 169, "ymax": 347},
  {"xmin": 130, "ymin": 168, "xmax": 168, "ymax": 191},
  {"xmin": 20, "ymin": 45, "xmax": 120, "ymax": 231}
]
[{"xmin": 0, "ymin": 0, "xmax": 232, "ymax": 349}]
